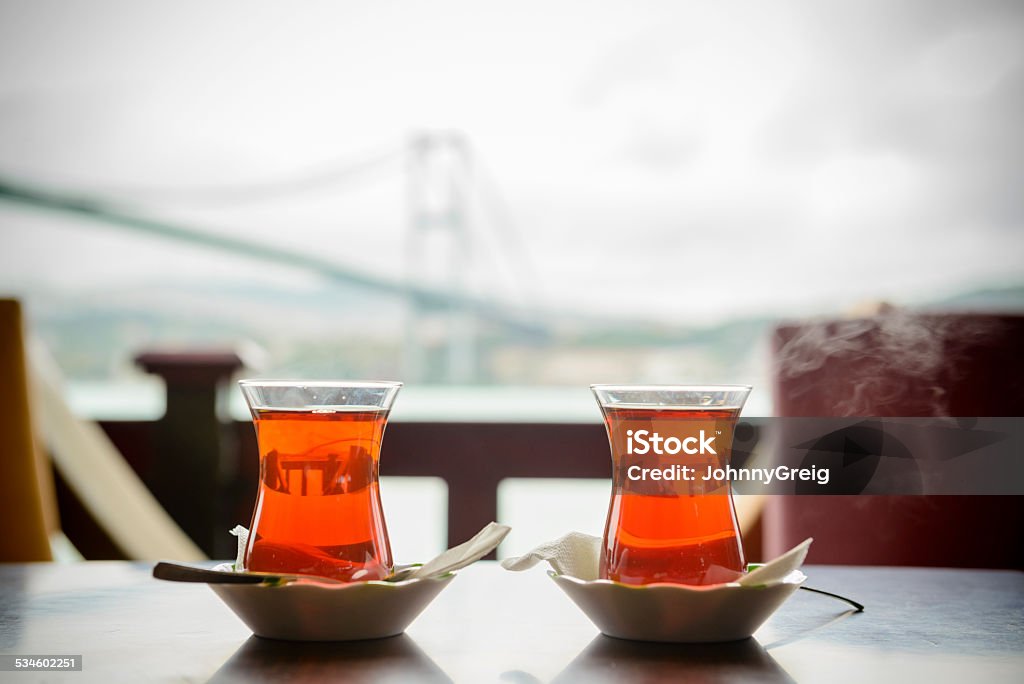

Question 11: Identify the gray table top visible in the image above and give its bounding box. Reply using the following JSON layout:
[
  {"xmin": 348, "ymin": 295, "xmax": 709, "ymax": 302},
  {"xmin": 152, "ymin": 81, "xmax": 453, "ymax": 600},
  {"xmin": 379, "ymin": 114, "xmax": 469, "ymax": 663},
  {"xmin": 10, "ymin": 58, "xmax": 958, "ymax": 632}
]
[{"xmin": 0, "ymin": 561, "xmax": 1021, "ymax": 683}]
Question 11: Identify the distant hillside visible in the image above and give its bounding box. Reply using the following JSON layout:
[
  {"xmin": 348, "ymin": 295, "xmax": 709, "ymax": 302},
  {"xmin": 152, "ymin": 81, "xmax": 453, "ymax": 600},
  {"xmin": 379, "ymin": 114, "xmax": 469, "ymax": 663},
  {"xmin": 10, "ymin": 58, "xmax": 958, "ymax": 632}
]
[
  {"xmin": 13, "ymin": 278, "xmax": 1023, "ymax": 382},
  {"xmin": 924, "ymin": 285, "xmax": 1024, "ymax": 312}
]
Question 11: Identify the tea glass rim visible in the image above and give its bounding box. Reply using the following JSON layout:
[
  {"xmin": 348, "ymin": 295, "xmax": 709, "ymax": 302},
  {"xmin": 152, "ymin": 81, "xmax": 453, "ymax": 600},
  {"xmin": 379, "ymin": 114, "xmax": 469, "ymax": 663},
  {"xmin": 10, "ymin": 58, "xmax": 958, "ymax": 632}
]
[
  {"xmin": 238, "ymin": 379, "xmax": 403, "ymax": 412},
  {"xmin": 238, "ymin": 379, "xmax": 403, "ymax": 389},
  {"xmin": 590, "ymin": 383, "xmax": 752, "ymax": 392},
  {"xmin": 590, "ymin": 384, "xmax": 752, "ymax": 410}
]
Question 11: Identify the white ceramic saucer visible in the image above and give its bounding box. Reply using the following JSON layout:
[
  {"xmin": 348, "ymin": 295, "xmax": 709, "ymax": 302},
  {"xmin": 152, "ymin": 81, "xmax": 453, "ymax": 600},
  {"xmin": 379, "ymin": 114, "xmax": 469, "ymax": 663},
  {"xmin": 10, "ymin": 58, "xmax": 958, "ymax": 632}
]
[
  {"xmin": 503, "ymin": 534, "xmax": 813, "ymax": 643},
  {"xmin": 207, "ymin": 563, "xmax": 455, "ymax": 641},
  {"xmin": 550, "ymin": 568, "xmax": 806, "ymax": 643}
]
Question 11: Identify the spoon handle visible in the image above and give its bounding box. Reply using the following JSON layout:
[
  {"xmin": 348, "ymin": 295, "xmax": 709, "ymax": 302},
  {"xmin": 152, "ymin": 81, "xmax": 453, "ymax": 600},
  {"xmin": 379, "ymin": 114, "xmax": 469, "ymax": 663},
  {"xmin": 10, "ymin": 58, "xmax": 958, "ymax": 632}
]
[{"xmin": 153, "ymin": 562, "xmax": 277, "ymax": 584}]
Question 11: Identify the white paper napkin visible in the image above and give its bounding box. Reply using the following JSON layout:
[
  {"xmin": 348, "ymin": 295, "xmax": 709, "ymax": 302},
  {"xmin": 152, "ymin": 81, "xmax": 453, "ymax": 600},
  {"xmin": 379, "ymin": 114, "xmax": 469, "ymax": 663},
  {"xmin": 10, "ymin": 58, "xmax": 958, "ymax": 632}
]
[
  {"xmin": 410, "ymin": 521, "xmax": 510, "ymax": 578},
  {"xmin": 500, "ymin": 532, "xmax": 605, "ymax": 581},
  {"xmin": 230, "ymin": 524, "xmax": 248, "ymax": 571},
  {"xmin": 501, "ymin": 532, "xmax": 812, "ymax": 586},
  {"xmin": 739, "ymin": 538, "xmax": 812, "ymax": 586}
]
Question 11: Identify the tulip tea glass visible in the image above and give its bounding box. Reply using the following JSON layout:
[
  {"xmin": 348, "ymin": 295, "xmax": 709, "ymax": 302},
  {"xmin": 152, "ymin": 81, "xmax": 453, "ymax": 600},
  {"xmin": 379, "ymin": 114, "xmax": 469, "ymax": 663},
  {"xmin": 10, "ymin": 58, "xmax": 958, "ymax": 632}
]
[
  {"xmin": 239, "ymin": 380, "xmax": 401, "ymax": 582},
  {"xmin": 592, "ymin": 384, "xmax": 752, "ymax": 586}
]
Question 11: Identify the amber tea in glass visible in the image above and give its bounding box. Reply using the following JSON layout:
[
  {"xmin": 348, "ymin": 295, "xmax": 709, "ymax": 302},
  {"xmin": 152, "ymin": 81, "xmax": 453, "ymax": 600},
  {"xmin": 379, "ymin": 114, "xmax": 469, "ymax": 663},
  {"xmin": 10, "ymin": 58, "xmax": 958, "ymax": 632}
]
[
  {"xmin": 592, "ymin": 384, "xmax": 752, "ymax": 586},
  {"xmin": 239, "ymin": 380, "xmax": 401, "ymax": 582}
]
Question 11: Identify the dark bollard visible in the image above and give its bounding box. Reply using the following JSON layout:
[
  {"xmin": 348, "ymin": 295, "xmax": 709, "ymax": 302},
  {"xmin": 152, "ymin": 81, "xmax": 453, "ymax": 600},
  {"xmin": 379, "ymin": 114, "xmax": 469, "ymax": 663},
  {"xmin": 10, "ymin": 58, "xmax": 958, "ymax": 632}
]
[{"xmin": 135, "ymin": 351, "xmax": 244, "ymax": 557}]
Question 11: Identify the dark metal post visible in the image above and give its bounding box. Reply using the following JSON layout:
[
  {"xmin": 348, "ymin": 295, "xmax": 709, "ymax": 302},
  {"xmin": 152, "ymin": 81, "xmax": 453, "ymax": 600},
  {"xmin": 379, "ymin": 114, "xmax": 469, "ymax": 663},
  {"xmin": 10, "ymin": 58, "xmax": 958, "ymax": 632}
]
[{"xmin": 135, "ymin": 351, "xmax": 243, "ymax": 557}]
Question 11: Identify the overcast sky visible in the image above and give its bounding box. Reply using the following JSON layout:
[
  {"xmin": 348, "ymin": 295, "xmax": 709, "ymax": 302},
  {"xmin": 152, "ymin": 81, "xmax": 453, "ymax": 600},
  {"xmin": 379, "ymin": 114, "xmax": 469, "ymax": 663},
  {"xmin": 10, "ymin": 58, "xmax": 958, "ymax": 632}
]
[{"xmin": 0, "ymin": 0, "xmax": 1022, "ymax": 324}]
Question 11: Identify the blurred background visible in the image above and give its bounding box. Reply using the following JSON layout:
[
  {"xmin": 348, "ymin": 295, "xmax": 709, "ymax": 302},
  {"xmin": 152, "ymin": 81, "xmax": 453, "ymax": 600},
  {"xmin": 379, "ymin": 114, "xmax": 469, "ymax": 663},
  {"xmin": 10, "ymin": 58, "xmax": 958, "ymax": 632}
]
[{"xmin": 1, "ymin": 0, "xmax": 1022, "ymax": 565}]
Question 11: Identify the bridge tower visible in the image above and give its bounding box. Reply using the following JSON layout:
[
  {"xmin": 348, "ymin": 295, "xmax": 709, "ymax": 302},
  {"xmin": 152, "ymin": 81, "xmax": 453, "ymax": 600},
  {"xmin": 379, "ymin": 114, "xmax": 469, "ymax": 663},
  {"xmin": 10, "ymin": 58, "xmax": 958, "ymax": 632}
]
[{"xmin": 403, "ymin": 131, "xmax": 476, "ymax": 384}]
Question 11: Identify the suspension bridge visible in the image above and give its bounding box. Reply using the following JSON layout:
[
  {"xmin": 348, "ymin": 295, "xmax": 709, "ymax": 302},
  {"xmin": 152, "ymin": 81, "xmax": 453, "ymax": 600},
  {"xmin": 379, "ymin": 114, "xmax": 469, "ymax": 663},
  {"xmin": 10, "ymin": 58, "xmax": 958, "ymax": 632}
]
[{"xmin": 0, "ymin": 132, "xmax": 548, "ymax": 382}]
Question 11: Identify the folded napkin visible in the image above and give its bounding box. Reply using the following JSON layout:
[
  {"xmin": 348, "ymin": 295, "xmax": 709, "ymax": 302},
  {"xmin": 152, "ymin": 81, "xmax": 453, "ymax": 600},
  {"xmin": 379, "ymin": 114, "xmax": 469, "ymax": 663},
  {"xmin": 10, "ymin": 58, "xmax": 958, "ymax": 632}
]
[
  {"xmin": 500, "ymin": 532, "xmax": 605, "ymax": 581},
  {"xmin": 501, "ymin": 532, "xmax": 812, "ymax": 586},
  {"xmin": 230, "ymin": 525, "xmax": 249, "ymax": 570},
  {"xmin": 411, "ymin": 521, "xmax": 510, "ymax": 578},
  {"xmin": 740, "ymin": 538, "xmax": 812, "ymax": 586}
]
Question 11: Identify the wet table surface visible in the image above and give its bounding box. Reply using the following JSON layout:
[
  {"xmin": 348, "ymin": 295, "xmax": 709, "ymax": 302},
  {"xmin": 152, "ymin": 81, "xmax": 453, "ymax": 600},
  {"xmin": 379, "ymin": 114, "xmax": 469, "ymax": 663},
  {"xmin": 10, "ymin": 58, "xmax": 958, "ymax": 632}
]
[{"xmin": 0, "ymin": 561, "xmax": 1021, "ymax": 683}]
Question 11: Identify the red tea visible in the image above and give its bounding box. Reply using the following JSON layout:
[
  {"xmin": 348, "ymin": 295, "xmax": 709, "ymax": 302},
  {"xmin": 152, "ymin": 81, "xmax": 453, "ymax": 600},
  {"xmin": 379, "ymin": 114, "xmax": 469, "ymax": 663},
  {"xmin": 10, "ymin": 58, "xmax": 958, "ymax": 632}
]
[
  {"xmin": 600, "ymin": 406, "xmax": 745, "ymax": 586},
  {"xmin": 244, "ymin": 408, "xmax": 393, "ymax": 581}
]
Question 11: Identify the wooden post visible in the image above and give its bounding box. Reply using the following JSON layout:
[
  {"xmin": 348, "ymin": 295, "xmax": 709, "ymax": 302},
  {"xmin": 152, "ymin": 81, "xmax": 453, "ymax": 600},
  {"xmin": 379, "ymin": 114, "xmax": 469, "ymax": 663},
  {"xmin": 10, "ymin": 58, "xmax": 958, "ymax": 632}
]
[
  {"xmin": 0, "ymin": 299, "xmax": 53, "ymax": 561},
  {"xmin": 135, "ymin": 351, "xmax": 243, "ymax": 557}
]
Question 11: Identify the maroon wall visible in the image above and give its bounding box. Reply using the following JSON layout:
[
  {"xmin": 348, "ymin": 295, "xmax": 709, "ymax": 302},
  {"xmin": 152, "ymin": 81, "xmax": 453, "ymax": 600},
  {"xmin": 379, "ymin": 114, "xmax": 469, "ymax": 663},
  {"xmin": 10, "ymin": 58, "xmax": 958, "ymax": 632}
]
[{"xmin": 765, "ymin": 313, "xmax": 1024, "ymax": 568}]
